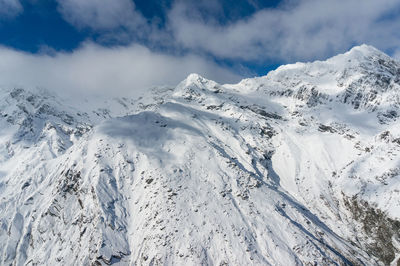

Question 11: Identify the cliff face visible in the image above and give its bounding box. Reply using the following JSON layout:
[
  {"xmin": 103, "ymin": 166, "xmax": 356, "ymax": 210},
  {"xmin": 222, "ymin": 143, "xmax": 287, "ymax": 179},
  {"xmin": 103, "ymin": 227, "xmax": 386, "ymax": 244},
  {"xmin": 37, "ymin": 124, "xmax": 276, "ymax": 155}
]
[{"xmin": 1, "ymin": 45, "xmax": 400, "ymax": 265}]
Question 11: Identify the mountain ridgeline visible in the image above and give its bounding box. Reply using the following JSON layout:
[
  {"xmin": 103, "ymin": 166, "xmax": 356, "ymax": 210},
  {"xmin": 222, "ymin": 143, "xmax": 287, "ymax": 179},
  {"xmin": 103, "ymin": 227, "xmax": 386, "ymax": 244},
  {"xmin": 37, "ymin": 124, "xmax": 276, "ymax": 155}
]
[{"xmin": 1, "ymin": 45, "xmax": 400, "ymax": 265}]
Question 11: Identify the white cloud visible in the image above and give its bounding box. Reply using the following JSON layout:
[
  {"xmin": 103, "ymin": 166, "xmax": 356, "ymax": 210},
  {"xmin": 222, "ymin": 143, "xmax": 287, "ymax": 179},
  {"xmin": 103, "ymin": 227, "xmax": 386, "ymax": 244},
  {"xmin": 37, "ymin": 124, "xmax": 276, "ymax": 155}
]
[
  {"xmin": 0, "ymin": 0, "xmax": 23, "ymax": 18},
  {"xmin": 168, "ymin": 0, "xmax": 400, "ymax": 62},
  {"xmin": 53, "ymin": 0, "xmax": 400, "ymax": 64},
  {"xmin": 0, "ymin": 43, "xmax": 242, "ymax": 96},
  {"xmin": 56, "ymin": 0, "xmax": 144, "ymax": 31},
  {"xmin": 394, "ymin": 49, "xmax": 400, "ymax": 61}
]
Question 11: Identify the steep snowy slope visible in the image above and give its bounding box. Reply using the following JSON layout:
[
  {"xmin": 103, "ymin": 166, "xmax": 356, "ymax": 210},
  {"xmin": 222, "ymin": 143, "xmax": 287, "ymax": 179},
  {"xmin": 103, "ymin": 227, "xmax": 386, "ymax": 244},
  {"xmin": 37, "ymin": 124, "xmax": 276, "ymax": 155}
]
[{"xmin": 1, "ymin": 45, "xmax": 400, "ymax": 265}]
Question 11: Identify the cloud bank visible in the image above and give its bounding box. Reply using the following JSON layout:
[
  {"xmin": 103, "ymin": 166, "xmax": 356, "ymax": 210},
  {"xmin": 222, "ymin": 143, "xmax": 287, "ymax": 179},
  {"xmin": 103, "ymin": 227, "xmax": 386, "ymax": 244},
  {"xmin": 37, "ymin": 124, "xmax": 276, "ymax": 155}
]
[{"xmin": 0, "ymin": 43, "xmax": 242, "ymax": 96}]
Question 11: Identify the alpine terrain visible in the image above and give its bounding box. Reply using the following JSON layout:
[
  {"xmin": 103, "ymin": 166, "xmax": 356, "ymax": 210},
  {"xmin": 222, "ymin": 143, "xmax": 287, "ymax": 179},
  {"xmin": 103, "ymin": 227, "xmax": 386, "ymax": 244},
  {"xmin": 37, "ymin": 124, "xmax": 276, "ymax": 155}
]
[{"xmin": 1, "ymin": 44, "xmax": 400, "ymax": 265}]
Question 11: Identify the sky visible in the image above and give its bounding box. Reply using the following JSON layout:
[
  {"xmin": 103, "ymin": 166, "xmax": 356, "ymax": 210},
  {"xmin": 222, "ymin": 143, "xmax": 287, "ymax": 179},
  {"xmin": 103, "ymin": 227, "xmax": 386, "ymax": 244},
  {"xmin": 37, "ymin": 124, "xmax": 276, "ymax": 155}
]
[{"xmin": 0, "ymin": 0, "xmax": 400, "ymax": 95}]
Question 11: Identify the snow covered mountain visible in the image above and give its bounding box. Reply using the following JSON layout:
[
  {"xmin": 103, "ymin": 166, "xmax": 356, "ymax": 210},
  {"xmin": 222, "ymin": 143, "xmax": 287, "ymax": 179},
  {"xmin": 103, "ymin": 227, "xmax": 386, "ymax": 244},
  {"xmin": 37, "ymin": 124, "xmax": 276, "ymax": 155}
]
[{"xmin": 1, "ymin": 44, "xmax": 400, "ymax": 265}]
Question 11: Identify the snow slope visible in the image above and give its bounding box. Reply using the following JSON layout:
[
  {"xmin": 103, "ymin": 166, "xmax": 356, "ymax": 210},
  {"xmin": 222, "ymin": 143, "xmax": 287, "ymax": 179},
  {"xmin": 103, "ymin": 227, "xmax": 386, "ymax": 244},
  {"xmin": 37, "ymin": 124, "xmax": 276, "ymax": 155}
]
[{"xmin": 1, "ymin": 44, "xmax": 400, "ymax": 265}]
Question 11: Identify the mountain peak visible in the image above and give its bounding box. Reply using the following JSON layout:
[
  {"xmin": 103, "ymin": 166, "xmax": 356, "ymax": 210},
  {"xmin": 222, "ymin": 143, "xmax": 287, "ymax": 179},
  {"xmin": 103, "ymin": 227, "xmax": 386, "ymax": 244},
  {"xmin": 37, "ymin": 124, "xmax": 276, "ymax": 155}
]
[
  {"xmin": 183, "ymin": 73, "xmax": 206, "ymax": 84},
  {"xmin": 175, "ymin": 73, "xmax": 219, "ymax": 96},
  {"xmin": 329, "ymin": 44, "xmax": 392, "ymax": 64},
  {"xmin": 270, "ymin": 45, "xmax": 390, "ymax": 75},
  {"xmin": 243, "ymin": 44, "xmax": 400, "ymax": 112},
  {"xmin": 346, "ymin": 44, "xmax": 386, "ymax": 57}
]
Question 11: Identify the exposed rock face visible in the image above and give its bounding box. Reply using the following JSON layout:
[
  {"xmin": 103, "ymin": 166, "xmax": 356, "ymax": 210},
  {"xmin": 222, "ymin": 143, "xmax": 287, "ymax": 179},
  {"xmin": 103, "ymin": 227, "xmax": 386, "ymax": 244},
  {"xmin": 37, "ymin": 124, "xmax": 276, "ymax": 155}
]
[
  {"xmin": 1, "ymin": 45, "xmax": 400, "ymax": 265},
  {"xmin": 343, "ymin": 195, "xmax": 400, "ymax": 265}
]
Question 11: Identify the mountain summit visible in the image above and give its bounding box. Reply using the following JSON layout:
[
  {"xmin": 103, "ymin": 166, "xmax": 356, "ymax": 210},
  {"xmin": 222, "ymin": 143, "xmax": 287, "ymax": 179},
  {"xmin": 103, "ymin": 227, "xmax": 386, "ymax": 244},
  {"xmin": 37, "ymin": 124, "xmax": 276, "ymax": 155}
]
[{"xmin": 1, "ymin": 45, "xmax": 400, "ymax": 265}]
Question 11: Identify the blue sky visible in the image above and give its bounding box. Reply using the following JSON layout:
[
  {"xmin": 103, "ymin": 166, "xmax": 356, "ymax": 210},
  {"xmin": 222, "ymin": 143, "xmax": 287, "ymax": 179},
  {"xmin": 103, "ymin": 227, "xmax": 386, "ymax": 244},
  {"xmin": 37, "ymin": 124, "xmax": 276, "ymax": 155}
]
[{"xmin": 0, "ymin": 0, "xmax": 400, "ymax": 95}]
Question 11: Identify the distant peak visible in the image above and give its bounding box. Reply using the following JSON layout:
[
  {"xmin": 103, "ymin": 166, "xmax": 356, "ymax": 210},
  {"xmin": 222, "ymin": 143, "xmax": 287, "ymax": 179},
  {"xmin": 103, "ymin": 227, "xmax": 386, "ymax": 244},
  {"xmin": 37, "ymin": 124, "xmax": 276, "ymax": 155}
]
[
  {"xmin": 345, "ymin": 44, "xmax": 385, "ymax": 57},
  {"xmin": 269, "ymin": 44, "xmax": 393, "ymax": 77},
  {"xmin": 323, "ymin": 44, "xmax": 395, "ymax": 69},
  {"xmin": 350, "ymin": 43, "xmax": 378, "ymax": 52},
  {"xmin": 179, "ymin": 73, "xmax": 214, "ymax": 88},
  {"xmin": 185, "ymin": 73, "xmax": 205, "ymax": 83}
]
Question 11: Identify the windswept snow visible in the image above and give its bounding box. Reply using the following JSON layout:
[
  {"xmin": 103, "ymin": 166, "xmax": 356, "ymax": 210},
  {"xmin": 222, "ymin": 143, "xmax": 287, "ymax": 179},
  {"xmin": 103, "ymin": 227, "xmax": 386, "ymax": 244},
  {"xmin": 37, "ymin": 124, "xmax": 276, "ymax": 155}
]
[{"xmin": 1, "ymin": 45, "xmax": 400, "ymax": 265}]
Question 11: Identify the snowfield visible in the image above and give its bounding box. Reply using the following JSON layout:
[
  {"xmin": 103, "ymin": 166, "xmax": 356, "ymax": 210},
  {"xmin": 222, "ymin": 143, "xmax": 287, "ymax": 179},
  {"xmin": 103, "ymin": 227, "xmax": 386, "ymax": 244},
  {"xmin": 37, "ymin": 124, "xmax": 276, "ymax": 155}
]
[{"xmin": 1, "ymin": 45, "xmax": 400, "ymax": 265}]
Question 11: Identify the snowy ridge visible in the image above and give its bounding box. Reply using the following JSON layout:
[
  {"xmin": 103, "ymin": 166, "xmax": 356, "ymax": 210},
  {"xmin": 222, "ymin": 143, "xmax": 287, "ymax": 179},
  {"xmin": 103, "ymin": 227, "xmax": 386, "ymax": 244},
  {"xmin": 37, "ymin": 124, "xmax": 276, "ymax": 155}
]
[{"xmin": 1, "ymin": 45, "xmax": 400, "ymax": 265}]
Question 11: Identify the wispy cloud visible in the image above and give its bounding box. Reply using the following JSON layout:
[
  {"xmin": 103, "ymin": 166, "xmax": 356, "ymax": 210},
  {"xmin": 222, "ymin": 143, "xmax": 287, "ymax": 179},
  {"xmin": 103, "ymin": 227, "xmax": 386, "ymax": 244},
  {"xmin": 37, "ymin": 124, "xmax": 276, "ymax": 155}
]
[
  {"xmin": 52, "ymin": 0, "xmax": 400, "ymax": 64},
  {"xmin": 0, "ymin": 0, "xmax": 23, "ymax": 19},
  {"xmin": 56, "ymin": 0, "xmax": 145, "ymax": 31},
  {"xmin": 393, "ymin": 49, "xmax": 400, "ymax": 61},
  {"xmin": 168, "ymin": 0, "xmax": 400, "ymax": 62},
  {"xmin": 0, "ymin": 43, "xmax": 242, "ymax": 96}
]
